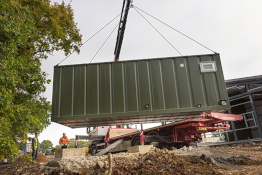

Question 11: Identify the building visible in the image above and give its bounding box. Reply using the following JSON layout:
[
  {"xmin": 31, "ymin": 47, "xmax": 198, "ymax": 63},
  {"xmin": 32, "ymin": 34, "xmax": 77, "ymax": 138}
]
[{"xmin": 226, "ymin": 75, "xmax": 262, "ymax": 141}]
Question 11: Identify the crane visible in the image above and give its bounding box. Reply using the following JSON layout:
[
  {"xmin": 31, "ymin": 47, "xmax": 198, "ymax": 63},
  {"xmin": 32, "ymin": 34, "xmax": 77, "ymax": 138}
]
[{"xmin": 114, "ymin": 0, "xmax": 132, "ymax": 61}]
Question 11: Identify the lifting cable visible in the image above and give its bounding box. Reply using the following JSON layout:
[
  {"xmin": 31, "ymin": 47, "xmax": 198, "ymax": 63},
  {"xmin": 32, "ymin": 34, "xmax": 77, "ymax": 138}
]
[
  {"xmin": 56, "ymin": 3, "xmax": 216, "ymax": 66},
  {"xmin": 133, "ymin": 5, "xmax": 217, "ymax": 54},
  {"xmin": 56, "ymin": 11, "xmax": 123, "ymax": 66},
  {"xmin": 90, "ymin": 2, "xmax": 135, "ymax": 63},
  {"xmin": 89, "ymin": 21, "xmax": 120, "ymax": 63},
  {"xmin": 133, "ymin": 6, "xmax": 183, "ymax": 56}
]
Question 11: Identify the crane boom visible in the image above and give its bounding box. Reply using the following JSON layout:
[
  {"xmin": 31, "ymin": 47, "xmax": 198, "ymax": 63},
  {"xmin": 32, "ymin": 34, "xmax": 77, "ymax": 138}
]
[{"xmin": 114, "ymin": 0, "xmax": 132, "ymax": 61}]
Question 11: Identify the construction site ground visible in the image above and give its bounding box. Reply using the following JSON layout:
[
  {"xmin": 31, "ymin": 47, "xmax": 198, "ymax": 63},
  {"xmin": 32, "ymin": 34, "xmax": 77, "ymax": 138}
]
[{"xmin": 1, "ymin": 140, "xmax": 262, "ymax": 175}]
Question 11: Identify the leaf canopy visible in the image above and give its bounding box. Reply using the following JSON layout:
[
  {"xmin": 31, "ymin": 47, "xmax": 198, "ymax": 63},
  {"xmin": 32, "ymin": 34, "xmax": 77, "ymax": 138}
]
[
  {"xmin": 40, "ymin": 140, "xmax": 53, "ymax": 153},
  {"xmin": 0, "ymin": 0, "xmax": 82, "ymax": 160}
]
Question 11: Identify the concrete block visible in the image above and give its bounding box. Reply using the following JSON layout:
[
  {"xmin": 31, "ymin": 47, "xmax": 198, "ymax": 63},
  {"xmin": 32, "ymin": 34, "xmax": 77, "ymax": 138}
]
[
  {"xmin": 110, "ymin": 140, "xmax": 132, "ymax": 152},
  {"xmin": 127, "ymin": 145, "xmax": 153, "ymax": 154},
  {"xmin": 55, "ymin": 148, "xmax": 85, "ymax": 159}
]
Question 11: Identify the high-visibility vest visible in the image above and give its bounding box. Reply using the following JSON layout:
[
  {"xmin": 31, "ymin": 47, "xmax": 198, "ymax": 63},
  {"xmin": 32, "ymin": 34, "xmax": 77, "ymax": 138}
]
[{"xmin": 32, "ymin": 137, "xmax": 38, "ymax": 148}]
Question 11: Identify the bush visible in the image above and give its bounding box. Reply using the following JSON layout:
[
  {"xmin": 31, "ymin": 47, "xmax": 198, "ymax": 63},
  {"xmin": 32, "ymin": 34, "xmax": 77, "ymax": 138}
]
[
  {"xmin": 0, "ymin": 137, "xmax": 18, "ymax": 161},
  {"xmin": 20, "ymin": 154, "xmax": 36, "ymax": 165}
]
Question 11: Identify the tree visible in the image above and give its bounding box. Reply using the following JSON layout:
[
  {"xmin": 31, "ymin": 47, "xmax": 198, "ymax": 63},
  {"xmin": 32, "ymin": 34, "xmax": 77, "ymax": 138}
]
[
  {"xmin": 0, "ymin": 133, "xmax": 18, "ymax": 160},
  {"xmin": 40, "ymin": 140, "xmax": 53, "ymax": 153},
  {"xmin": 78, "ymin": 141, "xmax": 88, "ymax": 148},
  {"xmin": 51, "ymin": 144, "xmax": 61, "ymax": 153},
  {"xmin": 0, "ymin": 0, "xmax": 82, "ymax": 160},
  {"xmin": 54, "ymin": 144, "xmax": 62, "ymax": 150},
  {"xmin": 68, "ymin": 138, "xmax": 76, "ymax": 148},
  {"xmin": 27, "ymin": 137, "xmax": 33, "ymax": 142},
  {"xmin": 68, "ymin": 138, "xmax": 88, "ymax": 148}
]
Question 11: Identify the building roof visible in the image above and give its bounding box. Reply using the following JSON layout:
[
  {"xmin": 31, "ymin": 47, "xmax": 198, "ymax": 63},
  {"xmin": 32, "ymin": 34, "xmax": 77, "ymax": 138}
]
[
  {"xmin": 226, "ymin": 75, "xmax": 262, "ymax": 100},
  {"xmin": 226, "ymin": 75, "xmax": 262, "ymax": 85}
]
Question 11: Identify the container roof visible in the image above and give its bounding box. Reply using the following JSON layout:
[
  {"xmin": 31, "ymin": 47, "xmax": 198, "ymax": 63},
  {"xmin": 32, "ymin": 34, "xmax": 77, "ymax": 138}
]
[{"xmin": 55, "ymin": 53, "xmax": 219, "ymax": 68}]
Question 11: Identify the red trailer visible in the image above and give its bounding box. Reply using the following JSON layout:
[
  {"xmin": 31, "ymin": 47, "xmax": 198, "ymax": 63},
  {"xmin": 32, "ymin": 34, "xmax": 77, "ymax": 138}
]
[{"xmin": 76, "ymin": 112, "xmax": 243, "ymax": 156}]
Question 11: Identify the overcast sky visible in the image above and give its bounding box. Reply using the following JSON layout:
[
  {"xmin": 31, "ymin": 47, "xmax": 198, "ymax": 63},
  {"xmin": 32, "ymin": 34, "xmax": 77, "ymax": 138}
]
[{"xmin": 39, "ymin": 0, "xmax": 262, "ymax": 146}]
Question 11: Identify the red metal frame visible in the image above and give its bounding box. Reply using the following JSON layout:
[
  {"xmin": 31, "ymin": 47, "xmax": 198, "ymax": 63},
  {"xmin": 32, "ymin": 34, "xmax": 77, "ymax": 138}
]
[
  {"xmin": 103, "ymin": 113, "xmax": 243, "ymax": 147},
  {"xmin": 140, "ymin": 130, "xmax": 146, "ymax": 145}
]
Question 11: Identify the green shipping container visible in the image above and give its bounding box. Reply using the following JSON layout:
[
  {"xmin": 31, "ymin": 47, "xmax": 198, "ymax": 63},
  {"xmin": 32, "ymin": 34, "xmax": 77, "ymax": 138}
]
[{"xmin": 52, "ymin": 53, "xmax": 230, "ymax": 128}]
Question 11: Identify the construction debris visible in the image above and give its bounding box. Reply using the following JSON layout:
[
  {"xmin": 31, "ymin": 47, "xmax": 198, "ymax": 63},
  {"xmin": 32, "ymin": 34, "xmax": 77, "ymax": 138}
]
[
  {"xmin": 127, "ymin": 145, "xmax": 153, "ymax": 154},
  {"xmin": 0, "ymin": 141, "xmax": 262, "ymax": 175}
]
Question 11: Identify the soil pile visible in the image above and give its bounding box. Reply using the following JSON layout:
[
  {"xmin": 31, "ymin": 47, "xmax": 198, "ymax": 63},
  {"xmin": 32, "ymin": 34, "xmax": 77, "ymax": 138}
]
[
  {"xmin": 106, "ymin": 149, "xmax": 221, "ymax": 175},
  {"xmin": 36, "ymin": 153, "xmax": 50, "ymax": 163}
]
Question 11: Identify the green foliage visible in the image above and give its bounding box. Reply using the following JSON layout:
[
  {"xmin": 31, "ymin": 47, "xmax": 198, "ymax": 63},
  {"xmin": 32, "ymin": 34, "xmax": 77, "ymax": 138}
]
[
  {"xmin": 0, "ymin": 0, "xmax": 82, "ymax": 160},
  {"xmin": 21, "ymin": 154, "xmax": 36, "ymax": 165},
  {"xmin": 40, "ymin": 140, "xmax": 53, "ymax": 153},
  {"xmin": 67, "ymin": 138, "xmax": 88, "ymax": 148},
  {"xmin": 211, "ymin": 131, "xmax": 220, "ymax": 137},
  {"xmin": 78, "ymin": 141, "xmax": 88, "ymax": 148},
  {"xmin": 27, "ymin": 137, "xmax": 33, "ymax": 141},
  {"xmin": 68, "ymin": 138, "xmax": 75, "ymax": 148},
  {"xmin": 0, "ymin": 136, "xmax": 18, "ymax": 161},
  {"xmin": 53, "ymin": 144, "xmax": 62, "ymax": 151}
]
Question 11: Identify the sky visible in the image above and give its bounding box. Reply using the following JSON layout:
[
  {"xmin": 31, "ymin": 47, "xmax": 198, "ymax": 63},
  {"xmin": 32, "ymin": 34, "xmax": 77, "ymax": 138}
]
[{"xmin": 39, "ymin": 0, "xmax": 262, "ymax": 146}]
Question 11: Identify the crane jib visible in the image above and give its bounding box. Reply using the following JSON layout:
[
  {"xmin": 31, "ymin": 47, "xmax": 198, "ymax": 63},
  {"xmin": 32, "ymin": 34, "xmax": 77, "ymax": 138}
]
[{"xmin": 114, "ymin": 0, "xmax": 132, "ymax": 62}]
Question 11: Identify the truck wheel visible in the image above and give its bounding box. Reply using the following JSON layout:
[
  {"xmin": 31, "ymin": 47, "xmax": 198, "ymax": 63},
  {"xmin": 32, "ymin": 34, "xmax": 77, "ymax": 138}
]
[
  {"xmin": 90, "ymin": 145, "xmax": 97, "ymax": 156},
  {"xmin": 131, "ymin": 136, "xmax": 141, "ymax": 146}
]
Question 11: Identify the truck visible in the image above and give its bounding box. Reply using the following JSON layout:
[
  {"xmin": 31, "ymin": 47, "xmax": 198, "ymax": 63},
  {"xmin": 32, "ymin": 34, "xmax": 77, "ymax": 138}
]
[{"xmin": 76, "ymin": 112, "xmax": 243, "ymax": 156}]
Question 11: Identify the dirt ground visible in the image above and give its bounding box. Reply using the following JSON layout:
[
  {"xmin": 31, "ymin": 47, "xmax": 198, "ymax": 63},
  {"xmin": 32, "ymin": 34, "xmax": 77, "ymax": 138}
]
[{"xmin": 0, "ymin": 141, "xmax": 262, "ymax": 175}]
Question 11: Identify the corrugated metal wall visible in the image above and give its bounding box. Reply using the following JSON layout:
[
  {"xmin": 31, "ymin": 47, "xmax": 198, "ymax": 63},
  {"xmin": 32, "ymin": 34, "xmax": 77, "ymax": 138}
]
[{"xmin": 52, "ymin": 54, "xmax": 230, "ymax": 127}]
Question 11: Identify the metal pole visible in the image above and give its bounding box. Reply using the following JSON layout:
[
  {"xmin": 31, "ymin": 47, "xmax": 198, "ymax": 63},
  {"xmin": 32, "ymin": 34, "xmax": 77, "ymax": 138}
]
[
  {"xmin": 140, "ymin": 130, "xmax": 145, "ymax": 145},
  {"xmin": 246, "ymin": 85, "xmax": 262, "ymax": 139},
  {"xmin": 229, "ymin": 110, "xmax": 238, "ymax": 141},
  {"xmin": 218, "ymin": 130, "xmax": 221, "ymax": 140},
  {"xmin": 140, "ymin": 123, "xmax": 144, "ymax": 145},
  {"xmin": 224, "ymin": 130, "xmax": 229, "ymax": 142}
]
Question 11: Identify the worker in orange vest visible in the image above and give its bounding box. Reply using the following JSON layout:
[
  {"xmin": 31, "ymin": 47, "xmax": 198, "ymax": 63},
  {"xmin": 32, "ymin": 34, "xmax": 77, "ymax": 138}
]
[{"xmin": 59, "ymin": 132, "xmax": 69, "ymax": 149}]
